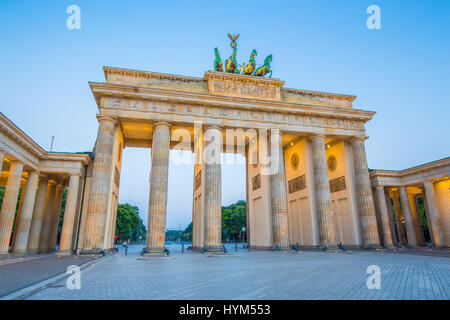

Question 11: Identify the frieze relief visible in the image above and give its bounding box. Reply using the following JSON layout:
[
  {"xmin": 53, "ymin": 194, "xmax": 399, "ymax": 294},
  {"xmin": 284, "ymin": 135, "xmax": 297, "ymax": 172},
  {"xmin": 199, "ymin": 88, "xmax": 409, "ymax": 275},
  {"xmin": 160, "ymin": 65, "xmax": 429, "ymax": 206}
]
[
  {"xmin": 103, "ymin": 97, "xmax": 365, "ymax": 132},
  {"xmin": 212, "ymin": 81, "xmax": 277, "ymax": 100}
]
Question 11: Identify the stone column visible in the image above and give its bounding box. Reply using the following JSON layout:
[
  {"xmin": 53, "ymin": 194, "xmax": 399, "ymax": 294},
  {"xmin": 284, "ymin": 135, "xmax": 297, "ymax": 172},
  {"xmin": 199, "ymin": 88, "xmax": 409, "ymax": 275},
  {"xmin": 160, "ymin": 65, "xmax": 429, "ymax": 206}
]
[
  {"xmin": 48, "ymin": 184, "xmax": 64, "ymax": 251},
  {"xmin": 58, "ymin": 175, "xmax": 80, "ymax": 254},
  {"xmin": 12, "ymin": 171, "xmax": 40, "ymax": 254},
  {"xmin": 352, "ymin": 137, "xmax": 380, "ymax": 248},
  {"xmin": 392, "ymin": 192, "xmax": 407, "ymax": 244},
  {"xmin": 269, "ymin": 132, "xmax": 290, "ymax": 249},
  {"xmin": 423, "ymin": 180, "xmax": 444, "ymax": 247},
  {"xmin": 38, "ymin": 181, "xmax": 56, "ymax": 253},
  {"xmin": 27, "ymin": 177, "xmax": 48, "ymax": 254},
  {"xmin": 0, "ymin": 150, "xmax": 5, "ymax": 168},
  {"xmin": 82, "ymin": 116, "xmax": 116, "ymax": 253},
  {"xmin": 310, "ymin": 134, "xmax": 336, "ymax": 248},
  {"xmin": 375, "ymin": 186, "xmax": 394, "ymax": 248},
  {"xmin": 203, "ymin": 126, "xmax": 223, "ymax": 252},
  {"xmin": 384, "ymin": 190, "xmax": 398, "ymax": 244},
  {"xmin": 398, "ymin": 186, "xmax": 418, "ymax": 247},
  {"xmin": 145, "ymin": 122, "xmax": 171, "ymax": 254},
  {"xmin": 0, "ymin": 161, "xmax": 24, "ymax": 254}
]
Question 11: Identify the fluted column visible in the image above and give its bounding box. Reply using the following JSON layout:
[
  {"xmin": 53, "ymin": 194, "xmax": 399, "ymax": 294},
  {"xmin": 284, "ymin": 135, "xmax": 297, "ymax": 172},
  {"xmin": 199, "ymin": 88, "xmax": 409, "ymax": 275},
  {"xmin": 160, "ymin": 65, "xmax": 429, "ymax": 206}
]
[
  {"xmin": 0, "ymin": 150, "xmax": 5, "ymax": 168},
  {"xmin": 0, "ymin": 161, "xmax": 24, "ymax": 254},
  {"xmin": 38, "ymin": 181, "xmax": 56, "ymax": 253},
  {"xmin": 392, "ymin": 192, "xmax": 406, "ymax": 244},
  {"xmin": 269, "ymin": 132, "xmax": 290, "ymax": 249},
  {"xmin": 375, "ymin": 186, "xmax": 394, "ymax": 248},
  {"xmin": 58, "ymin": 174, "xmax": 80, "ymax": 254},
  {"xmin": 145, "ymin": 122, "xmax": 171, "ymax": 254},
  {"xmin": 310, "ymin": 134, "xmax": 336, "ymax": 248},
  {"xmin": 203, "ymin": 126, "xmax": 223, "ymax": 252},
  {"xmin": 48, "ymin": 184, "xmax": 64, "ymax": 251},
  {"xmin": 398, "ymin": 186, "xmax": 418, "ymax": 247},
  {"xmin": 384, "ymin": 191, "xmax": 398, "ymax": 244},
  {"xmin": 423, "ymin": 180, "xmax": 444, "ymax": 247},
  {"xmin": 27, "ymin": 177, "xmax": 48, "ymax": 254},
  {"xmin": 352, "ymin": 137, "xmax": 380, "ymax": 248},
  {"xmin": 12, "ymin": 171, "xmax": 40, "ymax": 254},
  {"xmin": 82, "ymin": 116, "xmax": 117, "ymax": 253}
]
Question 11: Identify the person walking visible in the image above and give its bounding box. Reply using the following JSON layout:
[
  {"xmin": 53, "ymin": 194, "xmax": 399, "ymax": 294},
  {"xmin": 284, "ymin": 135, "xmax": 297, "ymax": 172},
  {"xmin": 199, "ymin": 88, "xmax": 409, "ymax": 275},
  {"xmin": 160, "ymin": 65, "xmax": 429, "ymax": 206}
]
[{"xmin": 122, "ymin": 240, "xmax": 128, "ymax": 255}]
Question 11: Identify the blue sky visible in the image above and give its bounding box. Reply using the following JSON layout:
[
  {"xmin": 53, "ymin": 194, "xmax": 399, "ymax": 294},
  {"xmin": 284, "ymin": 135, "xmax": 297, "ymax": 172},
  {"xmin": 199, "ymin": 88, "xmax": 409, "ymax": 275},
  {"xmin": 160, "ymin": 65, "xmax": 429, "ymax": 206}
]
[{"xmin": 1, "ymin": 0, "xmax": 449, "ymax": 229}]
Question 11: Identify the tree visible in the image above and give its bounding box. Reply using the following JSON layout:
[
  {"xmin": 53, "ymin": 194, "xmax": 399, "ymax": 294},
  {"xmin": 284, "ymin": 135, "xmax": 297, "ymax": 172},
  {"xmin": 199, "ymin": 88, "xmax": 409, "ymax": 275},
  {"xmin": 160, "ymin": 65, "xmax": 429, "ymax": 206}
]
[
  {"xmin": 222, "ymin": 200, "xmax": 246, "ymax": 242},
  {"xmin": 115, "ymin": 203, "xmax": 146, "ymax": 242}
]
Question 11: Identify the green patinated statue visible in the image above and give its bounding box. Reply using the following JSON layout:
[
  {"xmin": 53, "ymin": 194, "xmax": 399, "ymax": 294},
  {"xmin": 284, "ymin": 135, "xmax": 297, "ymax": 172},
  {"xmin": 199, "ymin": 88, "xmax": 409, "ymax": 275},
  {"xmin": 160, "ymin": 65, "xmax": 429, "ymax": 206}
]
[
  {"xmin": 240, "ymin": 49, "xmax": 257, "ymax": 76},
  {"xmin": 225, "ymin": 46, "xmax": 239, "ymax": 74},
  {"xmin": 213, "ymin": 34, "xmax": 274, "ymax": 77},
  {"xmin": 214, "ymin": 47, "xmax": 223, "ymax": 72},
  {"xmin": 254, "ymin": 54, "xmax": 273, "ymax": 78}
]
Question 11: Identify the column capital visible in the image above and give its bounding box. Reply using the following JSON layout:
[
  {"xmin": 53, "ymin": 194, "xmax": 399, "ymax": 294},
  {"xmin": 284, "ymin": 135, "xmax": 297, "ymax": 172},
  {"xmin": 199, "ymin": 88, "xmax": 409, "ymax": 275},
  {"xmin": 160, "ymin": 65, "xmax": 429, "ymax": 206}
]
[
  {"xmin": 308, "ymin": 133, "xmax": 327, "ymax": 142},
  {"xmin": 153, "ymin": 121, "xmax": 172, "ymax": 128},
  {"xmin": 69, "ymin": 173, "xmax": 82, "ymax": 177},
  {"xmin": 204, "ymin": 125, "xmax": 223, "ymax": 131},
  {"xmin": 375, "ymin": 185, "xmax": 385, "ymax": 190},
  {"xmin": 96, "ymin": 115, "xmax": 117, "ymax": 124},
  {"xmin": 350, "ymin": 135, "xmax": 369, "ymax": 142},
  {"xmin": 9, "ymin": 159, "xmax": 24, "ymax": 165},
  {"xmin": 266, "ymin": 128, "xmax": 284, "ymax": 136}
]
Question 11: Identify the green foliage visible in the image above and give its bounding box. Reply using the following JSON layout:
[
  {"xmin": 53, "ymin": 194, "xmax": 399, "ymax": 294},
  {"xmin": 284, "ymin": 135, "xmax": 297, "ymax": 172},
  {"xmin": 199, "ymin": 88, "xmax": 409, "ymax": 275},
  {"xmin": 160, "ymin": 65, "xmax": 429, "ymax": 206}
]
[
  {"xmin": 115, "ymin": 203, "xmax": 146, "ymax": 242},
  {"xmin": 416, "ymin": 197, "xmax": 431, "ymax": 242},
  {"xmin": 58, "ymin": 189, "xmax": 68, "ymax": 234},
  {"xmin": 165, "ymin": 223, "xmax": 193, "ymax": 242},
  {"xmin": 0, "ymin": 186, "xmax": 4, "ymax": 205},
  {"xmin": 222, "ymin": 200, "xmax": 246, "ymax": 241}
]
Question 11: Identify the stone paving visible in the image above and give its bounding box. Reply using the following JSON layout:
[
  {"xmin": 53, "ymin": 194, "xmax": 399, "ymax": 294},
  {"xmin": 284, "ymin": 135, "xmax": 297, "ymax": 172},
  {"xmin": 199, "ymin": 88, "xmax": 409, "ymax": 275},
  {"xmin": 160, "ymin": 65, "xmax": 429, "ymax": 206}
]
[
  {"xmin": 0, "ymin": 254, "xmax": 97, "ymax": 297},
  {"xmin": 20, "ymin": 244, "xmax": 449, "ymax": 300}
]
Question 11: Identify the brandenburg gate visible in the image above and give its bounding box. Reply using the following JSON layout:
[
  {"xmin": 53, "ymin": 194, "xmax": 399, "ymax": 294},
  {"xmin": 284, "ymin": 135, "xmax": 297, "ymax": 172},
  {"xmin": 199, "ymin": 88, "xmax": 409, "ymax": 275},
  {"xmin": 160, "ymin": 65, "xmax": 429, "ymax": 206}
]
[
  {"xmin": 78, "ymin": 65, "xmax": 381, "ymax": 254},
  {"xmin": 1, "ymin": 64, "xmax": 449, "ymax": 257}
]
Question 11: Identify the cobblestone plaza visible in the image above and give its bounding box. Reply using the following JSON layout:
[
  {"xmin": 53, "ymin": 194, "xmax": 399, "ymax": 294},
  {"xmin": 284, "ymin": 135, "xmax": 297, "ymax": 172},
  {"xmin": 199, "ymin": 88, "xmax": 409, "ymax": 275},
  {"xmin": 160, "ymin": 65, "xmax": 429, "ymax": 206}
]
[{"xmin": 19, "ymin": 244, "xmax": 449, "ymax": 300}]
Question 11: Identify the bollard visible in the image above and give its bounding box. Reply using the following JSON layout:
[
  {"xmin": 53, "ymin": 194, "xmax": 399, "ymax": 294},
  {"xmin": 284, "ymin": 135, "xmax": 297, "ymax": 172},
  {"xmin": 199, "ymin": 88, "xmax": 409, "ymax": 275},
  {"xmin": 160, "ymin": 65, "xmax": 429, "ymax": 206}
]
[
  {"xmin": 182, "ymin": 243, "xmax": 184, "ymax": 253},
  {"xmin": 235, "ymin": 243, "xmax": 237, "ymax": 252}
]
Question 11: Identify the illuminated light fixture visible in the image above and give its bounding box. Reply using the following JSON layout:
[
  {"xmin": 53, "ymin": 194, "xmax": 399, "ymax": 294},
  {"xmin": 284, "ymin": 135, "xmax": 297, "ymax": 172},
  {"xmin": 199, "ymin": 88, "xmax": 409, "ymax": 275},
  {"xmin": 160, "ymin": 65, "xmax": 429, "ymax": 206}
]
[
  {"xmin": 290, "ymin": 142, "xmax": 294, "ymax": 146},
  {"xmin": 327, "ymin": 144, "xmax": 331, "ymax": 149}
]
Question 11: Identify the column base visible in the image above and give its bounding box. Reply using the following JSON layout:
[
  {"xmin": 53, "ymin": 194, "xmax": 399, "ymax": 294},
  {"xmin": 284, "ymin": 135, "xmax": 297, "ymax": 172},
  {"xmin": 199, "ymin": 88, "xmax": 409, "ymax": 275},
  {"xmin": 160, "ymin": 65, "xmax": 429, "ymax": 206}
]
[
  {"xmin": 363, "ymin": 244, "xmax": 382, "ymax": 250},
  {"xmin": 142, "ymin": 247, "xmax": 169, "ymax": 256},
  {"xmin": 322, "ymin": 244, "xmax": 339, "ymax": 251},
  {"xmin": 56, "ymin": 250, "xmax": 73, "ymax": 257},
  {"xmin": 10, "ymin": 249, "xmax": 28, "ymax": 257},
  {"xmin": 26, "ymin": 249, "xmax": 39, "ymax": 255},
  {"xmin": 273, "ymin": 245, "xmax": 291, "ymax": 251},
  {"xmin": 79, "ymin": 248, "xmax": 104, "ymax": 255},
  {"xmin": 138, "ymin": 248, "xmax": 170, "ymax": 259},
  {"xmin": 204, "ymin": 245, "xmax": 224, "ymax": 253}
]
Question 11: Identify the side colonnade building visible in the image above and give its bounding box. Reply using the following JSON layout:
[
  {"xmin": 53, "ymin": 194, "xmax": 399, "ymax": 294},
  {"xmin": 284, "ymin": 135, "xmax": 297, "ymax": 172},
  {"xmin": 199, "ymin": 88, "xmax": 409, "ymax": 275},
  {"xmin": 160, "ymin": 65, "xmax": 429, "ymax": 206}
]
[
  {"xmin": 0, "ymin": 66, "xmax": 449, "ymax": 257},
  {"xmin": 0, "ymin": 113, "xmax": 90, "ymax": 256}
]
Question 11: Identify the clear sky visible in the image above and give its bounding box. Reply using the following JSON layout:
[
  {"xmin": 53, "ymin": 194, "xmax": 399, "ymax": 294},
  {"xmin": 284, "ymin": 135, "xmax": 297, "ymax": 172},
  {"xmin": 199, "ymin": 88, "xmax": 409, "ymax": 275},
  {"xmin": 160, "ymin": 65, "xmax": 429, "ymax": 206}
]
[{"xmin": 1, "ymin": 0, "xmax": 449, "ymax": 229}]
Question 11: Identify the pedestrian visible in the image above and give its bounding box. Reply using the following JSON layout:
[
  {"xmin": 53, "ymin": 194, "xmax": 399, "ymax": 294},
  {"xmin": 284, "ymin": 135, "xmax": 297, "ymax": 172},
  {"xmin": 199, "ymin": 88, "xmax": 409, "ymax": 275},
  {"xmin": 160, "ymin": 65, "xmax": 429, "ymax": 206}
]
[{"xmin": 122, "ymin": 240, "xmax": 128, "ymax": 255}]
